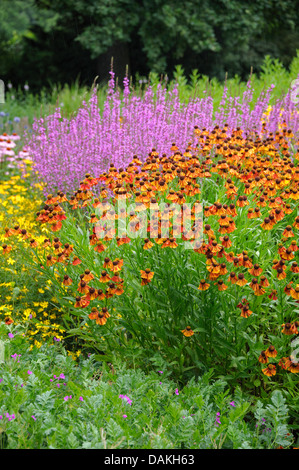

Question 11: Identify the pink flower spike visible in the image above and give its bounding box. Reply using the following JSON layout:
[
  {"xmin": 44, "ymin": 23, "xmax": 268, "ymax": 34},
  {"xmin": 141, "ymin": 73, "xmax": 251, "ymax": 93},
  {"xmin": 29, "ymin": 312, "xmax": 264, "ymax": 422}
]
[
  {"xmin": 175, "ymin": 388, "xmax": 179, "ymax": 395},
  {"xmin": 123, "ymin": 415, "xmax": 127, "ymax": 418},
  {"xmin": 27, "ymin": 370, "xmax": 32, "ymax": 375}
]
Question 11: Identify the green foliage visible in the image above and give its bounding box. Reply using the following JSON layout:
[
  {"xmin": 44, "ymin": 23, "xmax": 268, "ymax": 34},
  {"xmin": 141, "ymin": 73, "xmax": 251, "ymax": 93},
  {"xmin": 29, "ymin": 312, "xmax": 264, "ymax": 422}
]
[{"xmin": 0, "ymin": 325, "xmax": 295, "ymax": 449}]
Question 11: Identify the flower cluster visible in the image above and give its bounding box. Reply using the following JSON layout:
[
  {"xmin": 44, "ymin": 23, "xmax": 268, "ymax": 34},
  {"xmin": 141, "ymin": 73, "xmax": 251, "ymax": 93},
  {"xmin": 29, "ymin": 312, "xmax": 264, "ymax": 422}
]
[
  {"xmin": 26, "ymin": 74, "xmax": 299, "ymax": 194},
  {"xmin": 3, "ymin": 122, "xmax": 299, "ymax": 380}
]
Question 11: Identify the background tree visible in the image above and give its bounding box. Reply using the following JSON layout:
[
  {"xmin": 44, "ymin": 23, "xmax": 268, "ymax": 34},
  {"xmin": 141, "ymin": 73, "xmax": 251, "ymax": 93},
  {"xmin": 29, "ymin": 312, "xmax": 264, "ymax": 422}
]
[{"xmin": 1, "ymin": 0, "xmax": 298, "ymax": 91}]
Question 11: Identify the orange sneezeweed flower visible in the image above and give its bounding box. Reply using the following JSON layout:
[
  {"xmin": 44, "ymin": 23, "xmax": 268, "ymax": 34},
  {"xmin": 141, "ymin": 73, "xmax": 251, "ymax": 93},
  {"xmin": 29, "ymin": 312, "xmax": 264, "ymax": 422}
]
[
  {"xmin": 240, "ymin": 305, "xmax": 253, "ymax": 318},
  {"xmin": 143, "ymin": 238, "xmax": 154, "ymax": 250},
  {"xmin": 261, "ymin": 217, "xmax": 273, "ymax": 230},
  {"xmin": 94, "ymin": 241, "xmax": 106, "ymax": 252},
  {"xmin": 210, "ymin": 240, "xmax": 223, "ymax": 254},
  {"xmin": 96, "ymin": 311, "xmax": 108, "ymax": 326},
  {"xmin": 97, "ymin": 289, "xmax": 106, "ymax": 300},
  {"xmin": 281, "ymin": 323, "xmax": 295, "ymax": 335},
  {"xmin": 272, "ymin": 259, "xmax": 286, "ymax": 271},
  {"xmin": 252, "ymin": 207, "xmax": 261, "ymax": 218},
  {"xmin": 284, "ymin": 282, "xmax": 293, "ymax": 296},
  {"xmin": 29, "ymin": 239, "xmax": 38, "ymax": 248},
  {"xmin": 289, "ymin": 240, "xmax": 299, "ymax": 252},
  {"xmin": 219, "ymin": 263, "xmax": 228, "ymax": 275},
  {"xmin": 282, "ymin": 225, "xmax": 294, "ymax": 238},
  {"xmin": 77, "ymin": 281, "xmax": 89, "ymax": 294},
  {"xmin": 249, "ymin": 278, "xmax": 260, "ymax": 292},
  {"xmin": 115, "ymin": 280, "xmax": 124, "ymax": 295},
  {"xmin": 89, "ymin": 307, "xmax": 99, "ymax": 320},
  {"xmin": 291, "ymin": 321, "xmax": 299, "ymax": 335},
  {"xmin": 63, "ymin": 243, "xmax": 73, "ymax": 256},
  {"xmin": 63, "ymin": 275, "xmax": 73, "ymax": 286},
  {"xmin": 108, "ymin": 258, "xmax": 124, "ymax": 273},
  {"xmin": 276, "ymin": 267, "xmax": 287, "ymax": 280},
  {"xmin": 228, "ymin": 272, "xmax": 237, "ymax": 284},
  {"xmin": 86, "ymin": 287, "xmax": 98, "ymax": 301},
  {"xmin": 279, "ymin": 247, "xmax": 295, "ymax": 261},
  {"xmin": 117, "ymin": 235, "xmax": 131, "ymax": 246},
  {"xmin": 2, "ymin": 244, "xmax": 12, "ymax": 254},
  {"xmin": 268, "ymin": 289, "xmax": 278, "ymax": 300},
  {"xmin": 106, "ymin": 282, "xmax": 117, "ymax": 298},
  {"xmin": 181, "ymin": 326, "xmax": 195, "ymax": 337},
  {"xmin": 99, "ymin": 271, "xmax": 111, "ymax": 283},
  {"xmin": 288, "ymin": 363, "xmax": 299, "ymax": 373},
  {"xmin": 248, "ymin": 264, "xmax": 263, "ymax": 276},
  {"xmin": 204, "ymin": 224, "xmax": 214, "ymax": 237},
  {"xmin": 82, "ymin": 270, "xmax": 94, "ymax": 283},
  {"xmin": 101, "ymin": 307, "xmax": 110, "ymax": 319},
  {"xmin": 220, "ymin": 235, "xmax": 231, "ymax": 248},
  {"xmin": 198, "ymin": 279, "xmax": 210, "ymax": 291},
  {"xmin": 103, "ymin": 257, "xmax": 111, "ymax": 268},
  {"xmin": 4, "ymin": 227, "xmax": 14, "ymax": 238},
  {"xmin": 278, "ymin": 356, "xmax": 292, "ymax": 370},
  {"xmin": 46, "ymin": 255, "xmax": 57, "ymax": 267},
  {"xmin": 236, "ymin": 273, "xmax": 248, "ymax": 286},
  {"xmin": 227, "ymin": 204, "xmax": 237, "ymax": 217},
  {"xmin": 12, "ymin": 225, "xmax": 21, "ymax": 235},
  {"xmin": 291, "ymin": 262, "xmax": 299, "ymax": 273},
  {"xmin": 265, "ymin": 345, "xmax": 277, "ymax": 358},
  {"xmin": 162, "ymin": 238, "xmax": 178, "ymax": 249},
  {"xmin": 74, "ymin": 296, "xmax": 90, "ymax": 308},
  {"xmin": 20, "ymin": 229, "xmax": 31, "ymax": 240},
  {"xmin": 247, "ymin": 208, "xmax": 255, "ymax": 219},
  {"xmin": 140, "ymin": 269, "xmax": 154, "ymax": 285},
  {"xmin": 271, "ymin": 207, "xmax": 284, "ymax": 222},
  {"xmin": 215, "ymin": 280, "xmax": 228, "ymax": 291},
  {"xmin": 262, "ymin": 364, "xmax": 276, "ymax": 377},
  {"xmin": 240, "ymin": 254, "xmax": 253, "ymax": 269},
  {"xmin": 258, "ymin": 351, "xmax": 268, "ymax": 364}
]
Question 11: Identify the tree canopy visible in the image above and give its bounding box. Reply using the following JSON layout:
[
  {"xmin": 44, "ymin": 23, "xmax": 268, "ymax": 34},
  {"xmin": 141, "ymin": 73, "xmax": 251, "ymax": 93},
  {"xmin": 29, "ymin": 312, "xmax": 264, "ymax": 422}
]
[{"xmin": 1, "ymin": 0, "xmax": 299, "ymax": 90}]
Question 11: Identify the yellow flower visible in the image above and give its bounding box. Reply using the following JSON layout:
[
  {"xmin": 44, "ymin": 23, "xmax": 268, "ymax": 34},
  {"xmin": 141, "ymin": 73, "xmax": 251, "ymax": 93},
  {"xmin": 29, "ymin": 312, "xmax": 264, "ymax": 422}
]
[
  {"xmin": 23, "ymin": 308, "xmax": 34, "ymax": 320},
  {"xmin": 40, "ymin": 302, "xmax": 49, "ymax": 309}
]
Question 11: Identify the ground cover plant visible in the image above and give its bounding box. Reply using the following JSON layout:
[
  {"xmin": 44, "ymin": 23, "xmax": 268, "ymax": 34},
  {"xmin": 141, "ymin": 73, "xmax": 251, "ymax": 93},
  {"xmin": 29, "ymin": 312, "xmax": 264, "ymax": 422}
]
[
  {"xmin": 1, "ymin": 65, "xmax": 299, "ymax": 449},
  {"xmin": 0, "ymin": 323, "xmax": 296, "ymax": 449}
]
